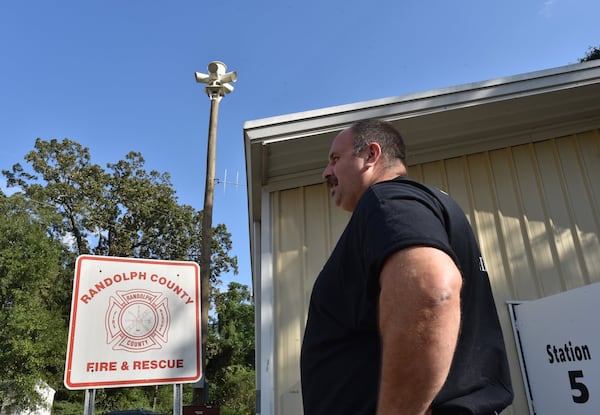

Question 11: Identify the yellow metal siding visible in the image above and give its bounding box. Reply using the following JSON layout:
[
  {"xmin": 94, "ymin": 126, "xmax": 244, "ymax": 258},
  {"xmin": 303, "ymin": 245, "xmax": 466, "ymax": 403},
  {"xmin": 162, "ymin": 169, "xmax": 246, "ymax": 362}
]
[
  {"xmin": 270, "ymin": 130, "xmax": 600, "ymax": 415},
  {"xmin": 273, "ymin": 187, "xmax": 304, "ymax": 414},
  {"xmin": 272, "ymin": 186, "xmax": 350, "ymax": 414}
]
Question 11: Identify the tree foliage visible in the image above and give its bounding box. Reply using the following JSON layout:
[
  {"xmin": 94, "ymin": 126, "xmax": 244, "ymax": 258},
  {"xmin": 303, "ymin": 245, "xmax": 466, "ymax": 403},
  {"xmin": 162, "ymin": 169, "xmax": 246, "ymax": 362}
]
[
  {"xmin": 0, "ymin": 193, "xmax": 69, "ymax": 412},
  {"xmin": 1, "ymin": 138, "xmax": 250, "ymax": 413},
  {"xmin": 207, "ymin": 282, "xmax": 255, "ymax": 414},
  {"xmin": 3, "ymin": 138, "xmax": 237, "ymax": 283},
  {"xmin": 580, "ymin": 45, "xmax": 600, "ymax": 62}
]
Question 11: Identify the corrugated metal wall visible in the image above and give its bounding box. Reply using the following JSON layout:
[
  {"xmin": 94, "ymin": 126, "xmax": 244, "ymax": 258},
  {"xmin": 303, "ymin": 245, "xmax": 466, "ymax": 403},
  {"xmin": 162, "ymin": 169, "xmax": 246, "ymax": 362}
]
[{"xmin": 270, "ymin": 129, "xmax": 600, "ymax": 415}]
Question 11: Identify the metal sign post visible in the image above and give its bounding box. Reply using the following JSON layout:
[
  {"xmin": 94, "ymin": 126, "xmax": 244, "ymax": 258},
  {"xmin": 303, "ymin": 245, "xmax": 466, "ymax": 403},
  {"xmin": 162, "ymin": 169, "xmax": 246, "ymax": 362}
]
[
  {"xmin": 173, "ymin": 384, "xmax": 183, "ymax": 415},
  {"xmin": 83, "ymin": 389, "xmax": 95, "ymax": 415}
]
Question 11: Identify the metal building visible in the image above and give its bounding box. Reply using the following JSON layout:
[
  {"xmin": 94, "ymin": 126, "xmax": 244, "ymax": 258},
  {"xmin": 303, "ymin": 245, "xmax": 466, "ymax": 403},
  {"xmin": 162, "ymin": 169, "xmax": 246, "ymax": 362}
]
[{"xmin": 243, "ymin": 60, "xmax": 600, "ymax": 414}]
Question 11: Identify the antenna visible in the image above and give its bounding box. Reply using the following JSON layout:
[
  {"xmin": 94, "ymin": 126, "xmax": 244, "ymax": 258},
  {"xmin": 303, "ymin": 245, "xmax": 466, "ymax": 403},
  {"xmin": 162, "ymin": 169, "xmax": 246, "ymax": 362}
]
[{"xmin": 214, "ymin": 169, "xmax": 245, "ymax": 193}]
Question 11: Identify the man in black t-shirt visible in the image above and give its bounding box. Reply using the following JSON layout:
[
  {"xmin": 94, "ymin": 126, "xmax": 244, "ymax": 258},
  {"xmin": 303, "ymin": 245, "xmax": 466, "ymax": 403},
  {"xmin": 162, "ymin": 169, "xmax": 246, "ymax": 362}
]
[{"xmin": 300, "ymin": 119, "xmax": 513, "ymax": 414}]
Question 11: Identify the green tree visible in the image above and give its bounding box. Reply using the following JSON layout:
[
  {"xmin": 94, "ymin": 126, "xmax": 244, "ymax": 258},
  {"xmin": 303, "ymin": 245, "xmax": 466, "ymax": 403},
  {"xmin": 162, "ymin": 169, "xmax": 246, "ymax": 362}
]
[
  {"xmin": 207, "ymin": 282, "xmax": 255, "ymax": 414},
  {"xmin": 3, "ymin": 138, "xmax": 107, "ymax": 255},
  {"xmin": 212, "ymin": 365, "xmax": 255, "ymax": 415},
  {"xmin": 580, "ymin": 45, "xmax": 600, "ymax": 62},
  {"xmin": 0, "ymin": 192, "xmax": 69, "ymax": 412},
  {"xmin": 3, "ymin": 140, "xmax": 238, "ymax": 287}
]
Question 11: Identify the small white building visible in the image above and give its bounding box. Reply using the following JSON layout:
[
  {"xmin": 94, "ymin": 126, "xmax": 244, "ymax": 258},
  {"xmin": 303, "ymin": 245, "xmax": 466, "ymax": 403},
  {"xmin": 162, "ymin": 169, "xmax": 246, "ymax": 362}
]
[
  {"xmin": 0, "ymin": 382, "xmax": 55, "ymax": 415},
  {"xmin": 244, "ymin": 60, "xmax": 600, "ymax": 414}
]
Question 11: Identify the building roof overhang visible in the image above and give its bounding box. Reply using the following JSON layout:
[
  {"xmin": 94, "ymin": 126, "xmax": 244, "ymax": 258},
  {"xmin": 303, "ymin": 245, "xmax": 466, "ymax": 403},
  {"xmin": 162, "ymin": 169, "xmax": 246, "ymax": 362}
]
[{"xmin": 243, "ymin": 60, "xmax": 600, "ymax": 284}]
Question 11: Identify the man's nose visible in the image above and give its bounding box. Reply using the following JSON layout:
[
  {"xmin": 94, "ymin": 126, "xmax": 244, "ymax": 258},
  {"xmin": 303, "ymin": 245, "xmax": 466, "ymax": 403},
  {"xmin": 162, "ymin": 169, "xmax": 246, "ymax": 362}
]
[{"xmin": 322, "ymin": 163, "xmax": 332, "ymax": 180}]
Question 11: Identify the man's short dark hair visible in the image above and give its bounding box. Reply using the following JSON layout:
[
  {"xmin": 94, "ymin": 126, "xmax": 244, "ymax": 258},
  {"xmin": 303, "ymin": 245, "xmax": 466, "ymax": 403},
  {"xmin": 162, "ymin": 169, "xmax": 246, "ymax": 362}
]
[{"xmin": 350, "ymin": 119, "xmax": 406, "ymax": 164}]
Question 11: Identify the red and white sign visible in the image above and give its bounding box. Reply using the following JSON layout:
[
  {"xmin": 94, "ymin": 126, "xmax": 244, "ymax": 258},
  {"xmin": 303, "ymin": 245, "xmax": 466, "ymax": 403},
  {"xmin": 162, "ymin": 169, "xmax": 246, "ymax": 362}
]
[{"xmin": 64, "ymin": 255, "xmax": 201, "ymax": 390}]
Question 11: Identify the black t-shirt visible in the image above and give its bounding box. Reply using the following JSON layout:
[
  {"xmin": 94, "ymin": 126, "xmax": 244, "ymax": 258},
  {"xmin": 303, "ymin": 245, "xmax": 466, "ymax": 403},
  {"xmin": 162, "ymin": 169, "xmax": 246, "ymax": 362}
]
[{"xmin": 300, "ymin": 177, "xmax": 513, "ymax": 415}]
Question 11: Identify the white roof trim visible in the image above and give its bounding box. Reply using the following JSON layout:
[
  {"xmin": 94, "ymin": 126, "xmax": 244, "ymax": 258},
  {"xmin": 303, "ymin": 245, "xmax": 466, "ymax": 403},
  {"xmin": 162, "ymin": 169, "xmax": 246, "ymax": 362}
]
[{"xmin": 244, "ymin": 60, "xmax": 600, "ymax": 140}]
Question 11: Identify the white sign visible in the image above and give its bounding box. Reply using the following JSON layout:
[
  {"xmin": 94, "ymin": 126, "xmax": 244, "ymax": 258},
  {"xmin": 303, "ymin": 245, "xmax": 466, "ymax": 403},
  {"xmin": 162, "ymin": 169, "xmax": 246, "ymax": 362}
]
[
  {"xmin": 64, "ymin": 255, "xmax": 201, "ymax": 390},
  {"xmin": 512, "ymin": 282, "xmax": 600, "ymax": 414}
]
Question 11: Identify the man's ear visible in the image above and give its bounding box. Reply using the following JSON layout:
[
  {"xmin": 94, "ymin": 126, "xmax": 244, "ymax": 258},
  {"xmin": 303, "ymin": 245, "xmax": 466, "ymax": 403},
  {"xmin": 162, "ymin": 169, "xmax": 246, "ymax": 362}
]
[{"xmin": 365, "ymin": 142, "xmax": 382, "ymax": 163}]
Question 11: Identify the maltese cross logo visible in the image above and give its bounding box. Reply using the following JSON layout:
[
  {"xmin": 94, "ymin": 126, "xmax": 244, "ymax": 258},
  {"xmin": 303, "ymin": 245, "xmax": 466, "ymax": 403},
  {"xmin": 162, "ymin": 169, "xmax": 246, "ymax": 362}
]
[{"xmin": 105, "ymin": 289, "xmax": 170, "ymax": 352}]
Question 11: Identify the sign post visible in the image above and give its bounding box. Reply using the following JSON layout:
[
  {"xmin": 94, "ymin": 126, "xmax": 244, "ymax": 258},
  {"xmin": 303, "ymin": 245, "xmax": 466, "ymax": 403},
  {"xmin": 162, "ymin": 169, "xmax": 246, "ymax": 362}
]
[
  {"xmin": 83, "ymin": 389, "xmax": 95, "ymax": 415},
  {"xmin": 174, "ymin": 384, "xmax": 183, "ymax": 415},
  {"xmin": 64, "ymin": 255, "xmax": 202, "ymax": 391}
]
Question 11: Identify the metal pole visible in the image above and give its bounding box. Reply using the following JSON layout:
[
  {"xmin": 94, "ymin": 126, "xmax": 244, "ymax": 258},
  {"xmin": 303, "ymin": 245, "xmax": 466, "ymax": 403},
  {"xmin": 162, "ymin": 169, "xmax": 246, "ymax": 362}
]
[
  {"xmin": 83, "ymin": 389, "xmax": 95, "ymax": 415},
  {"xmin": 173, "ymin": 384, "xmax": 183, "ymax": 415}
]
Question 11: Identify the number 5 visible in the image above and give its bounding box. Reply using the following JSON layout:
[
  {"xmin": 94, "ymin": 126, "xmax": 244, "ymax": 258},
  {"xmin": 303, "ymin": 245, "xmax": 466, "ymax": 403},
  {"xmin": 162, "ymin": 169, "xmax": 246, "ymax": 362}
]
[{"xmin": 568, "ymin": 370, "xmax": 589, "ymax": 404}]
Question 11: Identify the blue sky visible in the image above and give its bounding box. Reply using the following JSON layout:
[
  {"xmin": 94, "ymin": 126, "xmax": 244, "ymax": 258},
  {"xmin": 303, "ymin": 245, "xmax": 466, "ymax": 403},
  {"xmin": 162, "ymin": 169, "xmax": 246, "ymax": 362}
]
[{"xmin": 1, "ymin": 0, "xmax": 598, "ymax": 290}]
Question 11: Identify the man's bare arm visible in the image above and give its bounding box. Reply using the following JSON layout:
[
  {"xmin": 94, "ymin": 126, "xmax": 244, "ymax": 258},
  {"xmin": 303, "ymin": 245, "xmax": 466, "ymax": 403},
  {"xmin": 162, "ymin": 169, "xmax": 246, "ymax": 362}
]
[{"xmin": 377, "ymin": 246, "xmax": 462, "ymax": 415}]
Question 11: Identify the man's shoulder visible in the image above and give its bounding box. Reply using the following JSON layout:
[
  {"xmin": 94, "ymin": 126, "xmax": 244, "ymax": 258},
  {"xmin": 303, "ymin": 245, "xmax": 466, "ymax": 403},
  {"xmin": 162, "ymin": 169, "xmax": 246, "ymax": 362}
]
[{"xmin": 368, "ymin": 176, "xmax": 445, "ymax": 204}]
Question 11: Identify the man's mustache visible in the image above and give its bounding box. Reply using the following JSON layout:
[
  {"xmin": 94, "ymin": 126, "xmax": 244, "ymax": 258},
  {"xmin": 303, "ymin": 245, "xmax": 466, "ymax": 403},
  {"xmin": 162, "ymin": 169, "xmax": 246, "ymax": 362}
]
[{"xmin": 326, "ymin": 176, "xmax": 338, "ymax": 188}]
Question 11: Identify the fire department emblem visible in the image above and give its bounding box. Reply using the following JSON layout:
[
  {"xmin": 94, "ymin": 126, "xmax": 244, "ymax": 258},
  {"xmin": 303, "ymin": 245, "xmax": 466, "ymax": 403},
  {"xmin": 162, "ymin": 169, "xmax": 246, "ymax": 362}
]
[{"xmin": 105, "ymin": 289, "xmax": 170, "ymax": 352}]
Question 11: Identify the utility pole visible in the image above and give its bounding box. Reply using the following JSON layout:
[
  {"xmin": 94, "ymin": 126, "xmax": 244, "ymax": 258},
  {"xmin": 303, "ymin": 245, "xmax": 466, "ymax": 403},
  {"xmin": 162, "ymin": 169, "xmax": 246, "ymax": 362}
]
[{"xmin": 193, "ymin": 61, "xmax": 237, "ymax": 405}]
